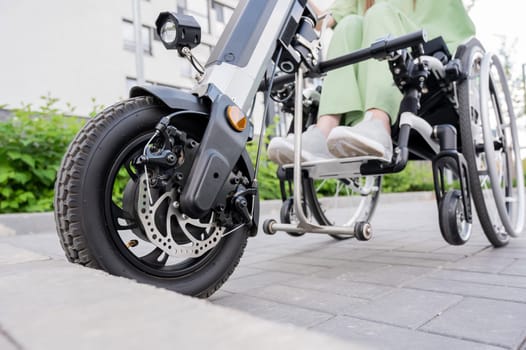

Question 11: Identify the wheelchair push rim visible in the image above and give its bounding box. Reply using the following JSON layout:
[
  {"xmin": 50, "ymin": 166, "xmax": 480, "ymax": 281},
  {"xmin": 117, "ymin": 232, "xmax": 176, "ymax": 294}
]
[{"xmin": 478, "ymin": 52, "xmax": 525, "ymax": 237}]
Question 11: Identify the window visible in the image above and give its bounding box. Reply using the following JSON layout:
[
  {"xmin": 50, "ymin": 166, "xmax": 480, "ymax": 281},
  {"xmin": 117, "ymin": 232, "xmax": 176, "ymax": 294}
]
[
  {"xmin": 153, "ymin": 29, "xmax": 161, "ymax": 42},
  {"xmin": 212, "ymin": 2, "xmax": 225, "ymax": 23},
  {"xmin": 177, "ymin": 0, "xmax": 186, "ymax": 14},
  {"xmin": 126, "ymin": 77, "xmax": 138, "ymax": 92},
  {"xmin": 176, "ymin": 0, "xmax": 210, "ymax": 34},
  {"xmin": 122, "ymin": 19, "xmax": 153, "ymax": 55},
  {"xmin": 211, "ymin": 1, "xmax": 235, "ymax": 35},
  {"xmin": 223, "ymin": 6, "xmax": 234, "ymax": 22},
  {"xmin": 179, "ymin": 58, "xmax": 193, "ymax": 78}
]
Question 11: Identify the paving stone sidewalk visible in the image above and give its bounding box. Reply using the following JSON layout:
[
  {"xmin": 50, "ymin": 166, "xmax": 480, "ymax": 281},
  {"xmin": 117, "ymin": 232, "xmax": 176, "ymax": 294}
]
[
  {"xmin": 1, "ymin": 192, "xmax": 526, "ymax": 349},
  {"xmin": 218, "ymin": 194, "xmax": 526, "ymax": 350}
]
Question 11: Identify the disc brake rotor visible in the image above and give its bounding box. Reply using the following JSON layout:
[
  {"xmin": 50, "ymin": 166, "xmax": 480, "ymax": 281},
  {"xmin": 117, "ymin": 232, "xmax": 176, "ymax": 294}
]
[{"xmin": 137, "ymin": 173, "xmax": 225, "ymax": 258}]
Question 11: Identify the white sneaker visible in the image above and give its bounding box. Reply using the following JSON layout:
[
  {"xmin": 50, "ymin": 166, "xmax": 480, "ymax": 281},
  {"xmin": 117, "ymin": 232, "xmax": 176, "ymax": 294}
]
[
  {"xmin": 267, "ymin": 126, "xmax": 334, "ymax": 165},
  {"xmin": 327, "ymin": 119, "xmax": 393, "ymax": 161}
]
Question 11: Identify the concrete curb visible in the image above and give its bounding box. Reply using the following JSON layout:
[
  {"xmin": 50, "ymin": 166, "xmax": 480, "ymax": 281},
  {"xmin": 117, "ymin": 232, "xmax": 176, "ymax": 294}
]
[
  {"xmin": 260, "ymin": 191, "xmax": 436, "ymax": 215},
  {"xmin": 0, "ymin": 192, "xmax": 436, "ymax": 236},
  {"xmin": 0, "ymin": 244, "xmax": 361, "ymax": 350},
  {"xmin": 0, "ymin": 212, "xmax": 55, "ymax": 235},
  {"xmin": 0, "ymin": 192, "xmax": 435, "ymax": 237}
]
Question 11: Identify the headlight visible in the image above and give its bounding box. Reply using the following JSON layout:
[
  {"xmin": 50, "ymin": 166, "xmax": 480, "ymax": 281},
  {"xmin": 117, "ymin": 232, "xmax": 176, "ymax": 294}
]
[
  {"xmin": 160, "ymin": 20, "xmax": 177, "ymax": 44},
  {"xmin": 155, "ymin": 12, "xmax": 201, "ymax": 53}
]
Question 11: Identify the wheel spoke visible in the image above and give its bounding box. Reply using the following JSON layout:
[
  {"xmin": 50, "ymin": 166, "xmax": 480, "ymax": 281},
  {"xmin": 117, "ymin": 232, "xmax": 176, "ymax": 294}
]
[
  {"xmin": 112, "ymin": 202, "xmax": 138, "ymax": 230},
  {"xmin": 141, "ymin": 247, "xmax": 169, "ymax": 266},
  {"xmin": 480, "ymin": 175, "xmax": 490, "ymax": 188},
  {"xmin": 122, "ymin": 152, "xmax": 141, "ymax": 181},
  {"xmin": 316, "ymin": 179, "xmax": 327, "ymax": 192},
  {"xmin": 335, "ymin": 181, "xmax": 342, "ymax": 198},
  {"xmin": 306, "ymin": 175, "xmax": 380, "ymax": 233},
  {"xmin": 124, "ymin": 162, "xmax": 138, "ymax": 181}
]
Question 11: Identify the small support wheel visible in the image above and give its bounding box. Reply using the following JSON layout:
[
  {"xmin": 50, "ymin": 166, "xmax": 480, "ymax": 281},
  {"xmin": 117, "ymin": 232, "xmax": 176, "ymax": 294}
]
[
  {"xmin": 438, "ymin": 190, "xmax": 472, "ymax": 245},
  {"xmin": 354, "ymin": 221, "xmax": 372, "ymax": 241},
  {"xmin": 262, "ymin": 219, "xmax": 277, "ymax": 235},
  {"xmin": 280, "ymin": 198, "xmax": 305, "ymax": 237}
]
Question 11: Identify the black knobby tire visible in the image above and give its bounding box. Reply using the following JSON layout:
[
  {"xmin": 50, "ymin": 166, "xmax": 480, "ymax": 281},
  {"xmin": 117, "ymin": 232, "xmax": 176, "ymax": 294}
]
[
  {"xmin": 456, "ymin": 39, "xmax": 509, "ymax": 247},
  {"xmin": 55, "ymin": 96, "xmax": 250, "ymax": 297},
  {"xmin": 303, "ymin": 176, "xmax": 381, "ymax": 240}
]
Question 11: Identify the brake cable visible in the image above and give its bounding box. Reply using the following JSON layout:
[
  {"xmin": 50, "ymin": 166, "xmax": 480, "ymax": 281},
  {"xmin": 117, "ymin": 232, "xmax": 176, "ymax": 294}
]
[{"xmin": 252, "ymin": 46, "xmax": 284, "ymax": 184}]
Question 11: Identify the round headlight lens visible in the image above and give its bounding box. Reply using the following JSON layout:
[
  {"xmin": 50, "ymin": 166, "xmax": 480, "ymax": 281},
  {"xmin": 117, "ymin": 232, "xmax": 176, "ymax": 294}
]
[{"xmin": 160, "ymin": 20, "xmax": 177, "ymax": 44}]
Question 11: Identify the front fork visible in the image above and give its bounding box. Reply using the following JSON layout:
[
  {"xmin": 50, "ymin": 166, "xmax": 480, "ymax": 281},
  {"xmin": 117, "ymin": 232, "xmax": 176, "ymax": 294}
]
[
  {"xmin": 175, "ymin": 0, "xmax": 300, "ymax": 220},
  {"xmin": 431, "ymin": 125, "xmax": 472, "ymax": 224},
  {"xmin": 178, "ymin": 85, "xmax": 251, "ymax": 219},
  {"xmin": 143, "ymin": 83, "xmax": 255, "ymax": 232}
]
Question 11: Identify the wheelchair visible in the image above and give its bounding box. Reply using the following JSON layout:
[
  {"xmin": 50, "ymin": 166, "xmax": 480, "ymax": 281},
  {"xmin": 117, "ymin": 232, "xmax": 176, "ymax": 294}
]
[{"xmin": 262, "ymin": 33, "xmax": 525, "ymax": 248}]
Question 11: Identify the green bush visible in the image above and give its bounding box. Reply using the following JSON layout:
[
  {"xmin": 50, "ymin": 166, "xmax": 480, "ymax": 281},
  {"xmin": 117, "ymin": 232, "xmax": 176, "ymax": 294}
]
[
  {"xmin": 0, "ymin": 99, "xmax": 85, "ymax": 213},
  {"xmin": 382, "ymin": 161, "xmax": 435, "ymax": 193},
  {"xmin": 0, "ymin": 98, "xmax": 443, "ymax": 213},
  {"xmin": 245, "ymin": 137, "xmax": 281, "ymax": 200}
]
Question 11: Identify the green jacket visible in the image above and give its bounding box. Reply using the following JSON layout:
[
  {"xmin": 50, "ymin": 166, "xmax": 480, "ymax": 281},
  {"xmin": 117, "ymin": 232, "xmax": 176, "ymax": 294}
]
[
  {"xmin": 330, "ymin": 0, "xmax": 475, "ymax": 49},
  {"xmin": 317, "ymin": 0, "xmax": 476, "ymax": 122}
]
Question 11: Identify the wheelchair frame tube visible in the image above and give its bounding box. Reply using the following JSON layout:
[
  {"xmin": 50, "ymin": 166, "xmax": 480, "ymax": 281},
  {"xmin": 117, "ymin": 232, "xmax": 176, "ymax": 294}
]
[
  {"xmin": 361, "ymin": 88, "xmax": 419, "ymax": 175},
  {"xmin": 261, "ymin": 30, "xmax": 427, "ymax": 92},
  {"xmin": 318, "ymin": 30, "xmax": 426, "ymax": 72},
  {"xmin": 399, "ymin": 112, "xmax": 440, "ymax": 154}
]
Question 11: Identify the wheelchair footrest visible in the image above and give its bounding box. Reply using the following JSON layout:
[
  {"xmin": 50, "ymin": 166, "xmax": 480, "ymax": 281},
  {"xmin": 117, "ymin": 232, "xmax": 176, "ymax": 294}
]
[{"xmin": 281, "ymin": 155, "xmax": 388, "ymax": 179}]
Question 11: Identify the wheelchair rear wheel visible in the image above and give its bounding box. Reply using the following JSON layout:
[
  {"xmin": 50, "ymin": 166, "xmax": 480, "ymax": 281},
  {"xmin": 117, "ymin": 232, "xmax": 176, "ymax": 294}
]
[
  {"xmin": 457, "ymin": 39, "xmax": 525, "ymax": 247},
  {"xmin": 303, "ymin": 176, "xmax": 381, "ymax": 240}
]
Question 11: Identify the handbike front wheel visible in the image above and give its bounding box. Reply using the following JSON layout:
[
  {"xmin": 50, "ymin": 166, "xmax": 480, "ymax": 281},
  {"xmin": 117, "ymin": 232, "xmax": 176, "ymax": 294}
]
[{"xmin": 54, "ymin": 96, "xmax": 253, "ymax": 297}]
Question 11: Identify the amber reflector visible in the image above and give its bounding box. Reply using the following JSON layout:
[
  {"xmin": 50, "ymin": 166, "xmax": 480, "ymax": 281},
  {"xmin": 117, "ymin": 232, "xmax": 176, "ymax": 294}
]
[{"xmin": 226, "ymin": 105, "xmax": 247, "ymax": 132}]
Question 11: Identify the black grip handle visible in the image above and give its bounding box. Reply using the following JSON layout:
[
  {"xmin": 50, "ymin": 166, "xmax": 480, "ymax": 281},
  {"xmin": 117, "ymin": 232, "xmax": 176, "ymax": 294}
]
[
  {"xmin": 385, "ymin": 29, "xmax": 427, "ymax": 52},
  {"xmin": 369, "ymin": 30, "xmax": 427, "ymax": 59}
]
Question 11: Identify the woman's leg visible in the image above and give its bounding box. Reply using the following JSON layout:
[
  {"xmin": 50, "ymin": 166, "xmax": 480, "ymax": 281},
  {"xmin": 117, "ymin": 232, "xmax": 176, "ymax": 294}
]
[
  {"xmin": 317, "ymin": 14, "xmax": 365, "ymax": 136},
  {"xmin": 358, "ymin": 2, "xmax": 419, "ymax": 124},
  {"xmin": 325, "ymin": 2, "xmax": 419, "ymax": 160},
  {"xmin": 267, "ymin": 15, "xmax": 366, "ymax": 165},
  {"xmin": 317, "ymin": 8, "xmax": 401, "ymax": 136}
]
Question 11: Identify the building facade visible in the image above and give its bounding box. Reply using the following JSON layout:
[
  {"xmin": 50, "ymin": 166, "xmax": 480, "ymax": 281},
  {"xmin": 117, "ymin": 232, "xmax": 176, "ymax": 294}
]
[{"xmin": 0, "ymin": 0, "xmax": 237, "ymax": 116}]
